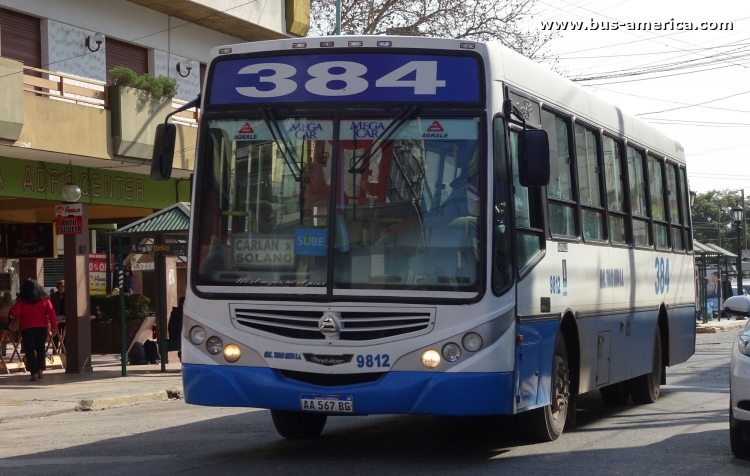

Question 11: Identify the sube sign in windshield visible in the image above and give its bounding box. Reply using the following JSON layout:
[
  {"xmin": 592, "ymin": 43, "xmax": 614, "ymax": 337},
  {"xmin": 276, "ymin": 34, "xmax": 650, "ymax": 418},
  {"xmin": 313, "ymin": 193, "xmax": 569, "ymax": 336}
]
[{"xmin": 208, "ymin": 53, "xmax": 481, "ymax": 105}]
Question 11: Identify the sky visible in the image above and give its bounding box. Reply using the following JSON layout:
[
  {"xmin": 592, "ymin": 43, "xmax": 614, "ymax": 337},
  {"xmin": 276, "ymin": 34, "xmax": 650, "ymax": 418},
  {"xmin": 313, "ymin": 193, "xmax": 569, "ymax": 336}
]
[{"xmin": 531, "ymin": 0, "xmax": 750, "ymax": 193}]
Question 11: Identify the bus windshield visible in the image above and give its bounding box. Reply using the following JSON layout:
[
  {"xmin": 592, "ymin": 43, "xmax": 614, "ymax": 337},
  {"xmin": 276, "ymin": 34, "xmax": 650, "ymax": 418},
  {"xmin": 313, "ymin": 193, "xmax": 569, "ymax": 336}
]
[{"xmin": 195, "ymin": 116, "xmax": 481, "ymax": 294}]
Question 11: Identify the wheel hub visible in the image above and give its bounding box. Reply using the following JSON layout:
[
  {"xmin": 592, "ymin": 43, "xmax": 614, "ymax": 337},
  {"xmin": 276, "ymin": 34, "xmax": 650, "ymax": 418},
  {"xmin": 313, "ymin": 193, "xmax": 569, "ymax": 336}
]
[{"xmin": 551, "ymin": 360, "xmax": 570, "ymax": 415}]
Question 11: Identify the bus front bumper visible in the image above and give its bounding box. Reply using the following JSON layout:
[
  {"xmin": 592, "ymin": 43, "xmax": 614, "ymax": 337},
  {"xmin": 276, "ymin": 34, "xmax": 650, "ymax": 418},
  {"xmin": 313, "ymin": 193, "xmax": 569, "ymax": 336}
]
[{"xmin": 183, "ymin": 364, "xmax": 514, "ymax": 415}]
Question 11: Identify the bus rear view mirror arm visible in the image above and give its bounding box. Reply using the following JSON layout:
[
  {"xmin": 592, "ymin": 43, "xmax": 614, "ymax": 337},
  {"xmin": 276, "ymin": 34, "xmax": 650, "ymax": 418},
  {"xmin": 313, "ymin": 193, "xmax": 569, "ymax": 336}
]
[
  {"xmin": 151, "ymin": 95, "xmax": 201, "ymax": 181},
  {"xmin": 502, "ymin": 99, "xmax": 550, "ymax": 188}
]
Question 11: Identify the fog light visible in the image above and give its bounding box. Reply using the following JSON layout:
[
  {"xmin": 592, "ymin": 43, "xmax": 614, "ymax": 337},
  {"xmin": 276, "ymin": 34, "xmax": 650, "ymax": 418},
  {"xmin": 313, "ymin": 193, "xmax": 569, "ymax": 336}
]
[
  {"xmin": 206, "ymin": 336, "xmax": 223, "ymax": 355},
  {"xmin": 421, "ymin": 349, "xmax": 440, "ymax": 369},
  {"xmin": 442, "ymin": 343, "xmax": 461, "ymax": 362},
  {"xmin": 462, "ymin": 332, "xmax": 483, "ymax": 352},
  {"xmin": 189, "ymin": 326, "xmax": 206, "ymax": 345},
  {"xmin": 223, "ymin": 344, "xmax": 241, "ymax": 362}
]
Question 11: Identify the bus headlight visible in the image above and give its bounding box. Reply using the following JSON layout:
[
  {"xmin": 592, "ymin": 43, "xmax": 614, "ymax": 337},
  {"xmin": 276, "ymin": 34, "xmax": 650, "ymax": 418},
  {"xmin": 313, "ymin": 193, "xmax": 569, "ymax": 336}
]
[
  {"xmin": 189, "ymin": 326, "xmax": 206, "ymax": 345},
  {"xmin": 441, "ymin": 343, "xmax": 461, "ymax": 362},
  {"xmin": 462, "ymin": 332, "xmax": 483, "ymax": 352},
  {"xmin": 421, "ymin": 349, "xmax": 441, "ymax": 369},
  {"xmin": 223, "ymin": 344, "xmax": 241, "ymax": 363},
  {"xmin": 206, "ymin": 336, "xmax": 223, "ymax": 355}
]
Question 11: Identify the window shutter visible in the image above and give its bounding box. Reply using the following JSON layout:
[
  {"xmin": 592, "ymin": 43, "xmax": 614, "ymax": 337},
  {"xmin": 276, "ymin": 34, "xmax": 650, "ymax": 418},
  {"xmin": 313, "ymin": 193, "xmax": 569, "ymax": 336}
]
[
  {"xmin": 0, "ymin": 7, "xmax": 41, "ymax": 75},
  {"xmin": 106, "ymin": 38, "xmax": 148, "ymax": 84}
]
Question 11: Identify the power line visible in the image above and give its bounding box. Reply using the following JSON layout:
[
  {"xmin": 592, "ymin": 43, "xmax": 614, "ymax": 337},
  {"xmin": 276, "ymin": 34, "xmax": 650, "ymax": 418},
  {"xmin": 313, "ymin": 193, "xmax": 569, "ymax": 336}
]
[
  {"xmin": 588, "ymin": 86, "xmax": 750, "ymax": 114},
  {"xmin": 580, "ymin": 58, "xmax": 750, "ymax": 85}
]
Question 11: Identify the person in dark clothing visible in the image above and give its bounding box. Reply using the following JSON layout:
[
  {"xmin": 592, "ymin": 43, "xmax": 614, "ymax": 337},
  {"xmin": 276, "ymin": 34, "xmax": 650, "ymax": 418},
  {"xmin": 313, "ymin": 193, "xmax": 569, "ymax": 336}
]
[
  {"xmin": 9, "ymin": 279, "xmax": 57, "ymax": 381},
  {"xmin": 49, "ymin": 280, "xmax": 66, "ymax": 352},
  {"xmin": 168, "ymin": 297, "xmax": 184, "ymax": 342},
  {"xmin": 123, "ymin": 269, "xmax": 133, "ymax": 293},
  {"xmin": 722, "ymin": 274, "xmax": 734, "ymax": 304}
]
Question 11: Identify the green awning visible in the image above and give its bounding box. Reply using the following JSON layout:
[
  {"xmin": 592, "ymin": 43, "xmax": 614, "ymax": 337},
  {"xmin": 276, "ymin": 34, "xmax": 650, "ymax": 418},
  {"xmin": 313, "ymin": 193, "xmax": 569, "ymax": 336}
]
[{"xmin": 110, "ymin": 202, "xmax": 190, "ymax": 237}]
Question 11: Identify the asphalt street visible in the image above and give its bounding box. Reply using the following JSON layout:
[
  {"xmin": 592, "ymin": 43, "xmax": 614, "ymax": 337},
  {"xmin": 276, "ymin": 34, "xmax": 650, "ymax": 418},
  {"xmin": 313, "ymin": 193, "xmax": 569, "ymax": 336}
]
[{"xmin": 1, "ymin": 329, "xmax": 748, "ymax": 475}]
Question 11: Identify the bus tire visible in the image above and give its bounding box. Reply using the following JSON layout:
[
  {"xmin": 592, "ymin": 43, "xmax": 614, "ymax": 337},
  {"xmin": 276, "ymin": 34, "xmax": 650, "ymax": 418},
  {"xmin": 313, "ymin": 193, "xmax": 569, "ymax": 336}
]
[
  {"xmin": 270, "ymin": 410, "xmax": 327, "ymax": 439},
  {"xmin": 599, "ymin": 382, "xmax": 630, "ymax": 405},
  {"xmin": 630, "ymin": 327, "xmax": 662, "ymax": 404},
  {"xmin": 522, "ymin": 330, "xmax": 570, "ymax": 442}
]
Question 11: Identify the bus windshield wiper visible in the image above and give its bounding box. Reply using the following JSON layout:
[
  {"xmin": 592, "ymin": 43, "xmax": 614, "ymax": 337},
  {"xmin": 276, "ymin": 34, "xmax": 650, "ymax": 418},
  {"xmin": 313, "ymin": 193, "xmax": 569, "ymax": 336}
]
[
  {"xmin": 260, "ymin": 107, "xmax": 302, "ymax": 182},
  {"xmin": 348, "ymin": 105, "xmax": 420, "ymax": 174}
]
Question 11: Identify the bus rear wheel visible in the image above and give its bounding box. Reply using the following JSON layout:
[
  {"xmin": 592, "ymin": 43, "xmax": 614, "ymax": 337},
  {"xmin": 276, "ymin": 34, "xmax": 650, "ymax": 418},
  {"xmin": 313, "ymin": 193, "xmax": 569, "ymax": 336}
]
[
  {"xmin": 599, "ymin": 381, "xmax": 630, "ymax": 405},
  {"xmin": 270, "ymin": 410, "xmax": 327, "ymax": 439},
  {"xmin": 630, "ymin": 327, "xmax": 662, "ymax": 405},
  {"xmin": 522, "ymin": 330, "xmax": 570, "ymax": 442}
]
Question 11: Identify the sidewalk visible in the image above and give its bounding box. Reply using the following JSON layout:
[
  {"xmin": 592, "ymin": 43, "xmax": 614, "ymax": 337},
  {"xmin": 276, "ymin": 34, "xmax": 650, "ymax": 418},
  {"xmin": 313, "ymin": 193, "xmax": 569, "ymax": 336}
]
[
  {"xmin": 0, "ymin": 354, "xmax": 183, "ymax": 423},
  {"xmin": 696, "ymin": 317, "xmax": 750, "ymax": 334}
]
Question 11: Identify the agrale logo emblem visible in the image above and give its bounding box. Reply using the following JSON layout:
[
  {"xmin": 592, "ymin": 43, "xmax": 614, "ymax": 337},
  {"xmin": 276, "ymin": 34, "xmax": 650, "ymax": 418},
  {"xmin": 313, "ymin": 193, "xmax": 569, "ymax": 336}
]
[
  {"xmin": 238, "ymin": 122, "xmax": 255, "ymax": 133},
  {"xmin": 426, "ymin": 121, "xmax": 444, "ymax": 132}
]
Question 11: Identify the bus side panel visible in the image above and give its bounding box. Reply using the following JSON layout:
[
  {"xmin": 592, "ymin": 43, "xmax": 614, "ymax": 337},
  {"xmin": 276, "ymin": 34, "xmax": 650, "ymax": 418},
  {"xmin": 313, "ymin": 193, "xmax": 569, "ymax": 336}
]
[
  {"xmin": 576, "ymin": 310, "xmax": 657, "ymax": 394},
  {"xmin": 515, "ymin": 320, "xmax": 559, "ymax": 412},
  {"xmin": 668, "ymin": 305, "xmax": 696, "ymax": 366}
]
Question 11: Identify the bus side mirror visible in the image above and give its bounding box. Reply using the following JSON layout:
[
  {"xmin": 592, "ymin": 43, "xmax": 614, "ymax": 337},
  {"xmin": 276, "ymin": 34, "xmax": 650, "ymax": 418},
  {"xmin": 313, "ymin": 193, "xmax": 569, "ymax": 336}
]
[
  {"xmin": 519, "ymin": 129, "xmax": 550, "ymax": 187},
  {"xmin": 151, "ymin": 123, "xmax": 176, "ymax": 181}
]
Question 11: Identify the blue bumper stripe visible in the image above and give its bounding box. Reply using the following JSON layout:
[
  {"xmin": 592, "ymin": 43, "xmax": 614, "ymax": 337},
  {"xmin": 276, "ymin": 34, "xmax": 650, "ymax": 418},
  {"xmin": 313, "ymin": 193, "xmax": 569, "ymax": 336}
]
[{"xmin": 183, "ymin": 364, "xmax": 514, "ymax": 415}]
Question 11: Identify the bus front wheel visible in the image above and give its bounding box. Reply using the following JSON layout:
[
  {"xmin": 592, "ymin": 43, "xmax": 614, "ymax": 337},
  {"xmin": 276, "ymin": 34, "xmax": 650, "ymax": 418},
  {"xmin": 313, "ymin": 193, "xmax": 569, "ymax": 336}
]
[
  {"xmin": 271, "ymin": 410, "xmax": 327, "ymax": 439},
  {"xmin": 630, "ymin": 326, "xmax": 662, "ymax": 404},
  {"xmin": 521, "ymin": 330, "xmax": 570, "ymax": 442}
]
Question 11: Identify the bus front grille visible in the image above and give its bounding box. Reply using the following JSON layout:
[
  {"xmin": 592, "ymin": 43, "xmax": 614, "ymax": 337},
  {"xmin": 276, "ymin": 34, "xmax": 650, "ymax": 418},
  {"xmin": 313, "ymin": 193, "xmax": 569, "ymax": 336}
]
[
  {"xmin": 278, "ymin": 370, "xmax": 385, "ymax": 386},
  {"xmin": 232, "ymin": 308, "xmax": 433, "ymax": 341}
]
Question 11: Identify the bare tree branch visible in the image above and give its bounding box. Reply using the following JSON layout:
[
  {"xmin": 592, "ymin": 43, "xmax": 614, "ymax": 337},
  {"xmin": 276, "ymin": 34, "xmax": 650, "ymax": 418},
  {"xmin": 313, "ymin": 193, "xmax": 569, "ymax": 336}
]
[{"xmin": 309, "ymin": 0, "xmax": 560, "ymax": 65}]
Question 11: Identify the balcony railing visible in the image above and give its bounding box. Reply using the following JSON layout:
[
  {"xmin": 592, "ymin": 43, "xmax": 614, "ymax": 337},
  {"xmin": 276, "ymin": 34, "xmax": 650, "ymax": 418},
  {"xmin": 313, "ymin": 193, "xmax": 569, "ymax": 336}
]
[
  {"xmin": 21, "ymin": 65, "xmax": 200, "ymax": 122},
  {"xmin": 23, "ymin": 66, "xmax": 107, "ymax": 107}
]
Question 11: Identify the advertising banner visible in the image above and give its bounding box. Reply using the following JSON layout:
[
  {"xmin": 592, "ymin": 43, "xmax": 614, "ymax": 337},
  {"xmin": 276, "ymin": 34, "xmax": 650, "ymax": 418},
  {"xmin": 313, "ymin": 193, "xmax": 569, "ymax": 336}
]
[
  {"xmin": 89, "ymin": 253, "xmax": 113, "ymax": 295},
  {"xmin": 6, "ymin": 223, "xmax": 56, "ymax": 259}
]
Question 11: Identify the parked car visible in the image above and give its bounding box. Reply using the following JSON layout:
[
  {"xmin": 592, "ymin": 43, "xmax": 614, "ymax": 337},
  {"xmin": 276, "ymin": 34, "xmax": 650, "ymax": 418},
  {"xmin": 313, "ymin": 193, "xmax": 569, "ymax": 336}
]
[{"xmin": 730, "ymin": 320, "xmax": 750, "ymax": 458}]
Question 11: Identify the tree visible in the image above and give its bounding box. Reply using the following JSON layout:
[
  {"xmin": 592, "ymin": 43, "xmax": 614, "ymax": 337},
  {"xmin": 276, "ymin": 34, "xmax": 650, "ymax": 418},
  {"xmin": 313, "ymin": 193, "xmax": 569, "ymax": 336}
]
[
  {"xmin": 309, "ymin": 0, "xmax": 557, "ymax": 63},
  {"xmin": 692, "ymin": 190, "xmax": 750, "ymax": 251}
]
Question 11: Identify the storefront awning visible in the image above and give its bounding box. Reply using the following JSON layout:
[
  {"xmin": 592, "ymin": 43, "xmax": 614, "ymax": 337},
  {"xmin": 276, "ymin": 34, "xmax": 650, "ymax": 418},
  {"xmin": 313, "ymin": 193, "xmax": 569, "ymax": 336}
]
[{"xmin": 109, "ymin": 202, "xmax": 190, "ymax": 238}]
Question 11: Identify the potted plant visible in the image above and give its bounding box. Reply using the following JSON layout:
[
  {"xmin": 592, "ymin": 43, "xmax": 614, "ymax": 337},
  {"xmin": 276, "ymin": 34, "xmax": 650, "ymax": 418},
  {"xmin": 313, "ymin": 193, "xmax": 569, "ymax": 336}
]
[
  {"xmin": 90, "ymin": 293, "xmax": 151, "ymax": 354},
  {"xmin": 108, "ymin": 66, "xmax": 178, "ymax": 160}
]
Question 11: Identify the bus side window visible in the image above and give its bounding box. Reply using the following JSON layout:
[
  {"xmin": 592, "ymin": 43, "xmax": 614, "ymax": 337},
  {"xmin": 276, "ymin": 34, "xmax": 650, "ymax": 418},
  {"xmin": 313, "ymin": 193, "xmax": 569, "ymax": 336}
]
[
  {"xmin": 603, "ymin": 136, "xmax": 628, "ymax": 244},
  {"xmin": 648, "ymin": 154, "xmax": 669, "ymax": 249},
  {"xmin": 627, "ymin": 146, "xmax": 651, "ymax": 247},
  {"xmin": 666, "ymin": 163, "xmax": 683, "ymax": 251},
  {"xmin": 574, "ymin": 124, "xmax": 605, "ymax": 241},
  {"xmin": 679, "ymin": 167, "xmax": 692, "ymax": 251},
  {"xmin": 509, "ymin": 128, "xmax": 544, "ymax": 272},
  {"xmin": 542, "ymin": 110, "xmax": 577, "ymax": 239}
]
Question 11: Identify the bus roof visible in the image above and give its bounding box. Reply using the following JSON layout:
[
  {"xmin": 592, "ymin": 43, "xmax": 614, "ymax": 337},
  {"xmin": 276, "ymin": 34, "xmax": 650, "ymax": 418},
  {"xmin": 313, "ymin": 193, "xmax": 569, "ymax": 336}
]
[{"xmin": 209, "ymin": 35, "xmax": 685, "ymax": 163}]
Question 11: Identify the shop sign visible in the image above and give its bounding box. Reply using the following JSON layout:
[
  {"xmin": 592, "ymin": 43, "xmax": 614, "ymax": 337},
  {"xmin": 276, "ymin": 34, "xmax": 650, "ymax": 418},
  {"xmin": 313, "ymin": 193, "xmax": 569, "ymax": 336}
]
[
  {"xmin": 54, "ymin": 203, "xmax": 83, "ymax": 219},
  {"xmin": 56, "ymin": 216, "xmax": 83, "ymax": 235},
  {"xmin": 0, "ymin": 156, "xmax": 189, "ymax": 209},
  {"xmin": 131, "ymin": 261, "xmax": 155, "ymax": 271},
  {"xmin": 7, "ymin": 223, "xmax": 56, "ymax": 259},
  {"xmin": 89, "ymin": 253, "xmax": 113, "ymax": 295}
]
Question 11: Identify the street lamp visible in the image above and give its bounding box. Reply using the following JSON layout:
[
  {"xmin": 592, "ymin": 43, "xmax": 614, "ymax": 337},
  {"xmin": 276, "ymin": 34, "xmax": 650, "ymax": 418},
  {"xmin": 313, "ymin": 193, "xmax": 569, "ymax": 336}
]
[
  {"xmin": 733, "ymin": 204, "xmax": 744, "ymax": 299},
  {"xmin": 690, "ymin": 190, "xmax": 697, "ymax": 208},
  {"xmin": 728, "ymin": 189, "xmax": 747, "ymax": 252}
]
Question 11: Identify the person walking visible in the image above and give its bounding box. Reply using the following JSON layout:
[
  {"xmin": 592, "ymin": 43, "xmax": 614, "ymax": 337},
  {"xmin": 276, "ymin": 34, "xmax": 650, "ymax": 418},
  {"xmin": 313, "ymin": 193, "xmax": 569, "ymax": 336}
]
[{"xmin": 8, "ymin": 279, "xmax": 57, "ymax": 381}]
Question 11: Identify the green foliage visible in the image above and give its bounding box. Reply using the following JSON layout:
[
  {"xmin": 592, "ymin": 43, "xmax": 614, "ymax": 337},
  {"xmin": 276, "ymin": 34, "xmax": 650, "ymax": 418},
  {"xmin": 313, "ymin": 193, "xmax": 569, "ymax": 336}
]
[
  {"xmin": 108, "ymin": 66, "xmax": 178, "ymax": 100},
  {"xmin": 0, "ymin": 292, "xmax": 13, "ymax": 309},
  {"xmin": 692, "ymin": 190, "xmax": 750, "ymax": 250},
  {"xmin": 91, "ymin": 293, "xmax": 151, "ymax": 322}
]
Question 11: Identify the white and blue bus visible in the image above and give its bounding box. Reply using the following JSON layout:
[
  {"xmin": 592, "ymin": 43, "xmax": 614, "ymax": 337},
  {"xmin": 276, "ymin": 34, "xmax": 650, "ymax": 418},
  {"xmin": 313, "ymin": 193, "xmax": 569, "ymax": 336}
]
[{"xmin": 153, "ymin": 36, "xmax": 696, "ymax": 441}]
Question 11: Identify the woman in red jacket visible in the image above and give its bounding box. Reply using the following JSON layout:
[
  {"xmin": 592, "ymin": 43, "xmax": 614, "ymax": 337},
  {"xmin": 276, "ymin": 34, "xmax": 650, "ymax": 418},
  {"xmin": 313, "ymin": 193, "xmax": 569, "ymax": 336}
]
[{"xmin": 10, "ymin": 279, "xmax": 57, "ymax": 381}]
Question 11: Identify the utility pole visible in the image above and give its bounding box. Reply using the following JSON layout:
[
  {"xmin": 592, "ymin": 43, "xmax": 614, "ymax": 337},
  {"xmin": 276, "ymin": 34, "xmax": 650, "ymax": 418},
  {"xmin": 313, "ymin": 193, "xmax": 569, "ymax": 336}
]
[{"xmin": 336, "ymin": 0, "xmax": 341, "ymax": 35}]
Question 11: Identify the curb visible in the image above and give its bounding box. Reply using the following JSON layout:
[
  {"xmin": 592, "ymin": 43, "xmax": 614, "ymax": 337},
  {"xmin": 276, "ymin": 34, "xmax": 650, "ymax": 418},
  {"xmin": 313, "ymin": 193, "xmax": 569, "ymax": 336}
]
[
  {"xmin": 696, "ymin": 322, "xmax": 747, "ymax": 334},
  {"xmin": 77, "ymin": 387, "xmax": 183, "ymax": 412}
]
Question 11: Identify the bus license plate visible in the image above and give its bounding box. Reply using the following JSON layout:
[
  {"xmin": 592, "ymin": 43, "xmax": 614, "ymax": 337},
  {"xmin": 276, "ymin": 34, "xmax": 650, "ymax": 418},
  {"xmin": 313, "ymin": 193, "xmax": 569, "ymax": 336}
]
[{"xmin": 300, "ymin": 394, "xmax": 353, "ymax": 413}]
